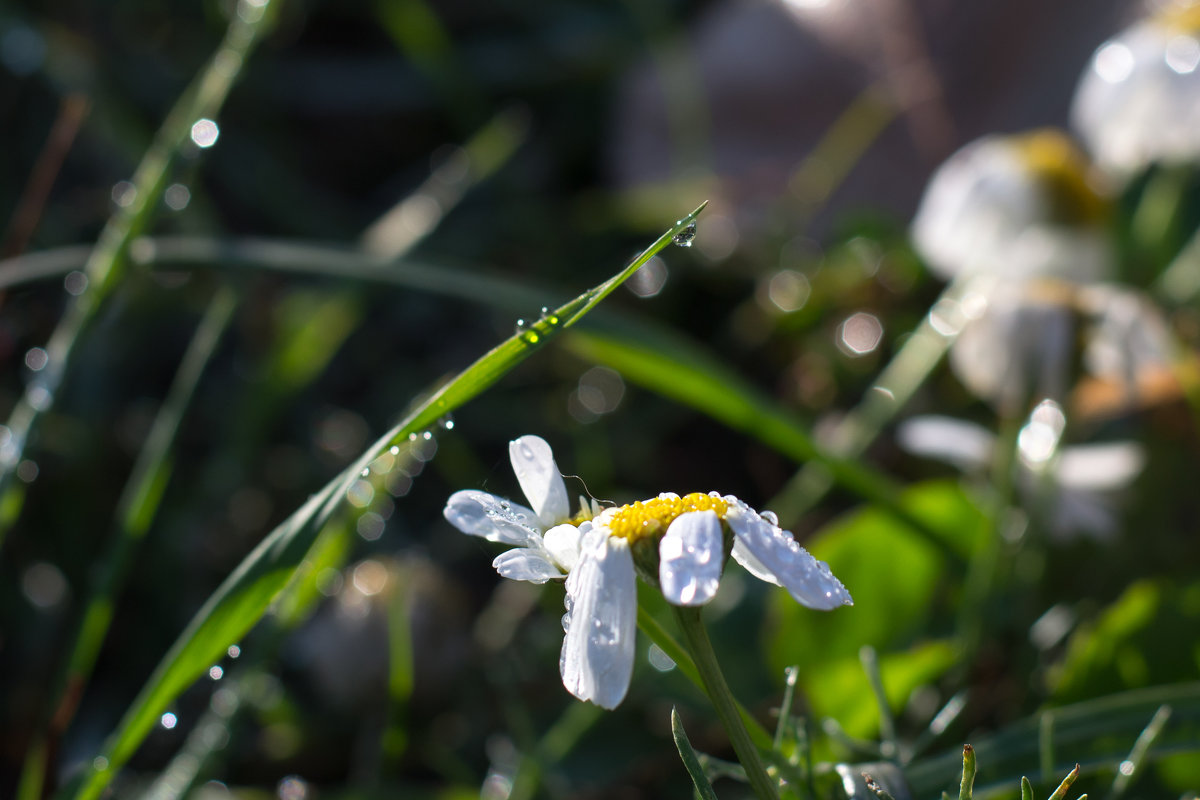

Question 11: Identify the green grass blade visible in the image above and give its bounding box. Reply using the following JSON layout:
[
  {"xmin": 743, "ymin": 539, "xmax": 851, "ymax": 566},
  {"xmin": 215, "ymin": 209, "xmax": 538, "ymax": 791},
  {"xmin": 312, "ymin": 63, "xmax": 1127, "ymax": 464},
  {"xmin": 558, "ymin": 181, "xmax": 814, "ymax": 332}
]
[
  {"xmin": 672, "ymin": 707, "xmax": 721, "ymax": 800},
  {"xmin": 17, "ymin": 286, "xmax": 238, "ymax": 800},
  {"xmin": 0, "ymin": 2, "xmax": 277, "ymax": 548},
  {"xmin": 960, "ymin": 744, "xmax": 977, "ymax": 800},
  {"xmin": 905, "ymin": 683, "xmax": 1200, "ymax": 799},
  {"xmin": 59, "ymin": 205, "xmax": 705, "ymax": 800}
]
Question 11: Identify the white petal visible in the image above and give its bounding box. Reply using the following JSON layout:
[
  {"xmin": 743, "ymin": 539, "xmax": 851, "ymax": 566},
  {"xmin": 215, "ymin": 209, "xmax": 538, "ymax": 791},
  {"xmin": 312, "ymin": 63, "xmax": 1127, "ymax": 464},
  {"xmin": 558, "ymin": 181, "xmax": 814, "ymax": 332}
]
[
  {"xmin": 1055, "ymin": 441, "xmax": 1144, "ymax": 490},
  {"xmin": 658, "ymin": 511, "xmax": 723, "ymax": 606},
  {"xmin": 443, "ymin": 490, "xmax": 542, "ymax": 547},
  {"xmin": 896, "ymin": 416, "xmax": 996, "ymax": 473},
  {"xmin": 731, "ymin": 539, "xmax": 781, "ymax": 586},
  {"xmin": 726, "ymin": 503, "xmax": 852, "ymax": 610},
  {"xmin": 493, "ymin": 549, "xmax": 564, "ymax": 584},
  {"xmin": 544, "ymin": 522, "xmax": 584, "ymax": 572},
  {"xmin": 560, "ymin": 528, "xmax": 636, "ymax": 709},
  {"xmin": 510, "ymin": 435, "xmax": 570, "ymax": 527}
]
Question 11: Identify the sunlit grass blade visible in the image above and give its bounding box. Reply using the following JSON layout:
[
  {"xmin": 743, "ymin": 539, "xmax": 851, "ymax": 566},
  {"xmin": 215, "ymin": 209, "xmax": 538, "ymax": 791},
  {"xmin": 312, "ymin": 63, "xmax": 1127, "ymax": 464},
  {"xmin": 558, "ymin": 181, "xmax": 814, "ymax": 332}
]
[
  {"xmin": 0, "ymin": 2, "xmax": 278, "ymax": 549},
  {"xmin": 17, "ymin": 286, "xmax": 238, "ymax": 800},
  {"xmin": 1047, "ymin": 764, "xmax": 1080, "ymax": 800},
  {"xmin": 960, "ymin": 744, "xmax": 977, "ymax": 800},
  {"xmin": 904, "ymin": 683, "xmax": 1200, "ymax": 799},
  {"xmin": 1106, "ymin": 704, "xmax": 1171, "ymax": 800},
  {"xmin": 672, "ymin": 707, "xmax": 721, "ymax": 800},
  {"xmin": 59, "ymin": 205, "xmax": 705, "ymax": 800}
]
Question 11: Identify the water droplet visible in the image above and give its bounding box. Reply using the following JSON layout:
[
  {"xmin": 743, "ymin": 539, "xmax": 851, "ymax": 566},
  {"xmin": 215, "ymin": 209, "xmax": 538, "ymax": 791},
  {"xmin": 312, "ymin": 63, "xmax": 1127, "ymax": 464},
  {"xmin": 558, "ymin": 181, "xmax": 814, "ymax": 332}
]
[
  {"xmin": 360, "ymin": 468, "xmax": 370, "ymax": 477},
  {"xmin": 209, "ymin": 665, "xmax": 224, "ymax": 680},
  {"xmin": 672, "ymin": 221, "xmax": 697, "ymax": 248},
  {"xmin": 160, "ymin": 712, "xmax": 178, "ymax": 730},
  {"xmin": 422, "ymin": 430, "xmax": 433, "ymax": 441},
  {"xmin": 437, "ymin": 415, "xmax": 455, "ymax": 430},
  {"xmin": 539, "ymin": 306, "xmax": 560, "ymax": 325},
  {"xmin": 760, "ymin": 510, "xmax": 779, "ymax": 526},
  {"xmin": 227, "ymin": 644, "xmax": 241, "ymax": 658},
  {"xmin": 515, "ymin": 318, "xmax": 528, "ymax": 335},
  {"xmin": 389, "ymin": 445, "xmax": 400, "ymax": 455}
]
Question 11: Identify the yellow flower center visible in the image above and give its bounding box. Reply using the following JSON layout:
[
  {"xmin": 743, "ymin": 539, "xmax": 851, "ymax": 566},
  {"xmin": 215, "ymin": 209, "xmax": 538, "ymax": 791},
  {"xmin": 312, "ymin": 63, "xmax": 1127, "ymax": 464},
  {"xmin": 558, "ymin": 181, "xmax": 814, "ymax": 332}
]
[
  {"xmin": 603, "ymin": 492, "xmax": 729, "ymax": 543},
  {"xmin": 1158, "ymin": 5, "xmax": 1200, "ymax": 35},
  {"xmin": 1015, "ymin": 129, "xmax": 1109, "ymax": 225}
]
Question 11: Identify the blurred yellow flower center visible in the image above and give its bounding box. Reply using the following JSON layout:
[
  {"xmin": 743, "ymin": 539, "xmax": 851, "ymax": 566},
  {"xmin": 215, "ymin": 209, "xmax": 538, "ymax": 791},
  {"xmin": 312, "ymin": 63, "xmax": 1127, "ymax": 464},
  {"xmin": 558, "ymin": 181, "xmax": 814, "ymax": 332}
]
[
  {"xmin": 604, "ymin": 493, "xmax": 728, "ymax": 542},
  {"xmin": 1158, "ymin": 5, "xmax": 1200, "ymax": 34},
  {"xmin": 1015, "ymin": 129, "xmax": 1109, "ymax": 225}
]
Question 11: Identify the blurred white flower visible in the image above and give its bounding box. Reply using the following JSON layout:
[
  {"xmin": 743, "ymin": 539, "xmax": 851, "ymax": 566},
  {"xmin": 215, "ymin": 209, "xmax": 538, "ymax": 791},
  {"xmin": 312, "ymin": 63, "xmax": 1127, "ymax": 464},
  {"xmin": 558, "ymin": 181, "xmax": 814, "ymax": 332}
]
[
  {"xmin": 911, "ymin": 130, "xmax": 1113, "ymax": 282},
  {"xmin": 949, "ymin": 281, "xmax": 1176, "ymax": 414},
  {"xmin": 897, "ymin": 411, "xmax": 1145, "ymax": 540},
  {"xmin": 446, "ymin": 439, "xmax": 851, "ymax": 709},
  {"xmin": 1072, "ymin": 4, "xmax": 1200, "ymax": 176}
]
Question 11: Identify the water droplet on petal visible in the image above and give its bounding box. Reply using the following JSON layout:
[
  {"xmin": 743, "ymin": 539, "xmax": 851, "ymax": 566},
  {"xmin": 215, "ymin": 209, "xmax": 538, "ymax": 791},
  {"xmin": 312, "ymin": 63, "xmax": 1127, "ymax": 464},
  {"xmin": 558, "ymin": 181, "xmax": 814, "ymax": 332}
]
[{"xmin": 760, "ymin": 510, "xmax": 779, "ymax": 526}]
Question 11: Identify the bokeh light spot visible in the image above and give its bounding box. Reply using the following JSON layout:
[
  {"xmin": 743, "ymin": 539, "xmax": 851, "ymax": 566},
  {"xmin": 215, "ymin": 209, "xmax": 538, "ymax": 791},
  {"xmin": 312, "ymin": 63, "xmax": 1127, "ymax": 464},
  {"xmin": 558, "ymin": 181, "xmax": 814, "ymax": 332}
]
[{"xmin": 837, "ymin": 312, "xmax": 884, "ymax": 356}]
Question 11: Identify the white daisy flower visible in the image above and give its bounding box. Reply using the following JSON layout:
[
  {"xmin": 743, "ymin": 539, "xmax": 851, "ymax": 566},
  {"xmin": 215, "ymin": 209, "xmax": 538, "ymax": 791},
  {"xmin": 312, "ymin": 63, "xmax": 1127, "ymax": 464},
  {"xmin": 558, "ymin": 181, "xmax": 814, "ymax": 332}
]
[
  {"xmin": 443, "ymin": 435, "xmax": 590, "ymax": 584},
  {"xmin": 445, "ymin": 438, "xmax": 853, "ymax": 710},
  {"xmin": 1072, "ymin": 4, "xmax": 1200, "ymax": 177},
  {"xmin": 561, "ymin": 491, "xmax": 852, "ymax": 708},
  {"xmin": 910, "ymin": 130, "xmax": 1113, "ymax": 283}
]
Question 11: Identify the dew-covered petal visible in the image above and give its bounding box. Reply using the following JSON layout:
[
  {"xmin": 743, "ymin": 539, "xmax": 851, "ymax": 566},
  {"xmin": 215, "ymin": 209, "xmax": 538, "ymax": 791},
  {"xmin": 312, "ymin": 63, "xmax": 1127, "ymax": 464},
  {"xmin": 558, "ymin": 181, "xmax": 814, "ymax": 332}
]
[
  {"xmin": 493, "ymin": 548, "xmax": 564, "ymax": 584},
  {"xmin": 544, "ymin": 522, "xmax": 584, "ymax": 572},
  {"xmin": 510, "ymin": 435, "xmax": 569, "ymax": 527},
  {"xmin": 731, "ymin": 539, "xmax": 781, "ymax": 586},
  {"xmin": 659, "ymin": 510, "xmax": 723, "ymax": 606},
  {"xmin": 560, "ymin": 528, "xmax": 636, "ymax": 709},
  {"xmin": 726, "ymin": 503, "xmax": 852, "ymax": 610},
  {"xmin": 444, "ymin": 490, "xmax": 542, "ymax": 547}
]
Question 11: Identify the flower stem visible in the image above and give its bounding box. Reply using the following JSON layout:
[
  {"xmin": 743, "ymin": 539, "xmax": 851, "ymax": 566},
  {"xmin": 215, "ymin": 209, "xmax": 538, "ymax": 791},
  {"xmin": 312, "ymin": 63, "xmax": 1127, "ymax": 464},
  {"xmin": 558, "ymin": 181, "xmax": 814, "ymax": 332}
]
[{"xmin": 672, "ymin": 606, "xmax": 779, "ymax": 800}]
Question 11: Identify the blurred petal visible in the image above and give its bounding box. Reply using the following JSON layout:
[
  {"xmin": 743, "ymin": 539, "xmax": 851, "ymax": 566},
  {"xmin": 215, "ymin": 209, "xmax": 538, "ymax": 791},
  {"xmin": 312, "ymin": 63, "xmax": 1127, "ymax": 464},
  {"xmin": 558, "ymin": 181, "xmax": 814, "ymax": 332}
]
[
  {"xmin": 443, "ymin": 490, "xmax": 541, "ymax": 547},
  {"xmin": 659, "ymin": 511, "xmax": 723, "ymax": 606},
  {"xmin": 510, "ymin": 435, "xmax": 569, "ymax": 527},
  {"xmin": 544, "ymin": 521, "xmax": 585, "ymax": 571},
  {"xmin": 1055, "ymin": 441, "xmax": 1144, "ymax": 490},
  {"xmin": 560, "ymin": 528, "xmax": 636, "ymax": 709},
  {"xmin": 493, "ymin": 548, "xmax": 564, "ymax": 584},
  {"xmin": 727, "ymin": 503, "xmax": 852, "ymax": 610},
  {"xmin": 896, "ymin": 415, "xmax": 996, "ymax": 473}
]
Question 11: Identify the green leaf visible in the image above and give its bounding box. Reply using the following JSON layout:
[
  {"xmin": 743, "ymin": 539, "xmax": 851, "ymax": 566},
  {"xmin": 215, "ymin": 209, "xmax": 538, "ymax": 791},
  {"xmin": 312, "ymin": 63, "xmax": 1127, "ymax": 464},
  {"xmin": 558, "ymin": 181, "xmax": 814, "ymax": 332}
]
[
  {"xmin": 806, "ymin": 640, "xmax": 960, "ymax": 740},
  {"xmin": 768, "ymin": 481, "xmax": 982, "ymax": 677},
  {"xmin": 61, "ymin": 205, "xmax": 706, "ymax": 800},
  {"xmin": 671, "ymin": 707, "xmax": 721, "ymax": 800},
  {"xmin": 1050, "ymin": 579, "xmax": 1200, "ymax": 703}
]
